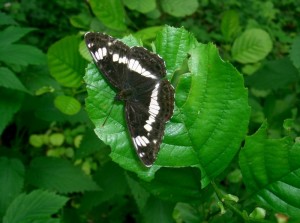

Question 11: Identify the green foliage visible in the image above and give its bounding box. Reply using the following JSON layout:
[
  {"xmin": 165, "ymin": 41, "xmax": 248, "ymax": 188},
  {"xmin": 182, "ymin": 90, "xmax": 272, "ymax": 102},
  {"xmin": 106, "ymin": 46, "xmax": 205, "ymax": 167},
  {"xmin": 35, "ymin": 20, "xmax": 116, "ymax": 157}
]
[
  {"xmin": 27, "ymin": 157, "xmax": 100, "ymax": 193},
  {"xmin": 3, "ymin": 190, "xmax": 68, "ymax": 223},
  {"xmin": 240, "ymin": 122, "xmax": 300, "ymax": 218},
  {"xmin": 1, "ymin": 0, "xmax": 300, "ymax": 222}
]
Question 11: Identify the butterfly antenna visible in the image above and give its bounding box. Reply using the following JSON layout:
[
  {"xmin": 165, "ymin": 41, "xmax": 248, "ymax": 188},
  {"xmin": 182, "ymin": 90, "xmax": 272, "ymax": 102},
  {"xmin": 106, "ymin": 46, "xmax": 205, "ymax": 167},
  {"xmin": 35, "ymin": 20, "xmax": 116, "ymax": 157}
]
[{"xmin": 102, "ymin": 103, "xmax": 115, "ymax": 127}]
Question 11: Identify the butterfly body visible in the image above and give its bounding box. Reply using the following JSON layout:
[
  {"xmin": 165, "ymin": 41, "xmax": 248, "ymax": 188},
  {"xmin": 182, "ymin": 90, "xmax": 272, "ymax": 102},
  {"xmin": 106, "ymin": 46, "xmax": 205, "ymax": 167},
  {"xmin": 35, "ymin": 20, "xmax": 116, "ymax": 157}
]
[{"xmin": 85, "ymin": 32, "xmax": 174, "ymax": 166}]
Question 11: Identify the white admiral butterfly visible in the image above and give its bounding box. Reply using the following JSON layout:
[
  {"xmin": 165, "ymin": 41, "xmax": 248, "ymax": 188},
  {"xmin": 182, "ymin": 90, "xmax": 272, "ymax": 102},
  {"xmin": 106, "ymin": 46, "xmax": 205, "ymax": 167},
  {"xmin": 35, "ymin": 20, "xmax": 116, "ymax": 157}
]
[{"xmin": 85, "ymin": 32, "xmax": 174, "ymax": 166}]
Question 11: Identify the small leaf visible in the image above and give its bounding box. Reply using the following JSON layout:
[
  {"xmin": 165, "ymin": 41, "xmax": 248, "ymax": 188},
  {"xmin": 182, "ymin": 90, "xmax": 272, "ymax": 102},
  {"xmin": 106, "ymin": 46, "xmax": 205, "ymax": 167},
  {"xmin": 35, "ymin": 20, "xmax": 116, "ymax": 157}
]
[
  {"xmin": 27, "ymin": 157, "xmax": 100, "ymax": 193},
  {"xmin": 239, "ymin": 122, "xmax": 300, "ymax": 218},
  {"xmin": 0, "ymin": 67, "xmax": 29, "ymax": 93},
  {"xmin": 0, "ymin": 158, "xmax": 24, "ymax": 218},
  {"xmin": 290, "ymin": 35, "xmax": 300, "ymax": 71},
  {"xmin": 89, "ymin": 0, "xmax": 127, "ymax": 31},
  {"xmin": 54, "ymin": 95, "xmax": 81, "ymax": 115},
  {"xmin": 232, "ymin": 28, "xmax": 273, "ymax": 63},
  {"xmin": 123, "ymin": 0, "xmax": 156, "ymax": 13},
  {"xmin": 0, "ymin": 88, "xmax": 24, "ymax": 135},
  {"xmin": 221, "ymin": 10, "xmax": 240, "ymax": 41},
  {"xmin": 160, "ymin": 0, "xmax": 199, "ymax": 17},
  {"xmin": 49, "ymin": 133, "xmax": 65, "ymax": 146},
  {"xmin": 29, "ymin": 134, "xmax": 44, "ymax": 147},
  {"xmin": 3, "ymin": 190, "xmax": 68, "ymax": 223},
  {"xmin": 47, "ymin": 35, "xmax": 87, "ymax": 88}
]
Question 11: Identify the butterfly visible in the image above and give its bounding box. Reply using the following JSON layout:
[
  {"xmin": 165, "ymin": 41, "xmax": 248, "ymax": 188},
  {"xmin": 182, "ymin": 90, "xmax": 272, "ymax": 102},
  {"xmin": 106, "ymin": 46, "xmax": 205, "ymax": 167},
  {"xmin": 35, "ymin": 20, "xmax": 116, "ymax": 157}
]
[{"xmin": 84, "ymin": 32, "xmax": 174, "ymax": 167}]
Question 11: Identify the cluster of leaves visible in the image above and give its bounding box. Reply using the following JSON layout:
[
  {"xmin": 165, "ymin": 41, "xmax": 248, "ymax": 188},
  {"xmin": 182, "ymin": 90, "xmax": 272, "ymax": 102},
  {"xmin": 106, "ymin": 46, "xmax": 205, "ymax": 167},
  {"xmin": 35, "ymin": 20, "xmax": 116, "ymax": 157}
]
[{"xmin": 1, "ymin": 0, "xmax": 300, "ymax": 222}]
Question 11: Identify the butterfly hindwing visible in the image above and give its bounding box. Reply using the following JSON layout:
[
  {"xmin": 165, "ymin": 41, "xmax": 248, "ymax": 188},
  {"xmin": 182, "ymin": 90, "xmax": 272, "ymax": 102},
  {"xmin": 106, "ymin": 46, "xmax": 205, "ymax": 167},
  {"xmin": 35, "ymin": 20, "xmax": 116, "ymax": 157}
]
[
  {"xmin": 126, "ymin": 80, "xmax": 174, "ymax": 166},
  {"xmin": 85, "ymin": 32, "xmax": 174, "ymax": 166}
]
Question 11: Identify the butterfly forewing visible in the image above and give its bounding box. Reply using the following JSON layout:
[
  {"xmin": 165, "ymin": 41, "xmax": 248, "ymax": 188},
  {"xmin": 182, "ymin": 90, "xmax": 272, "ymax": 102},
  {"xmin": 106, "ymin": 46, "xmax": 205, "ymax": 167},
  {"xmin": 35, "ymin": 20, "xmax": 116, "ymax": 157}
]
[
  {"xmin": 85, "ymin": 32, "xmax": 174, "ymax": 166},
  {"xmin": 85, "ymin": 32, "xmax": 130, "ymax": 90}
]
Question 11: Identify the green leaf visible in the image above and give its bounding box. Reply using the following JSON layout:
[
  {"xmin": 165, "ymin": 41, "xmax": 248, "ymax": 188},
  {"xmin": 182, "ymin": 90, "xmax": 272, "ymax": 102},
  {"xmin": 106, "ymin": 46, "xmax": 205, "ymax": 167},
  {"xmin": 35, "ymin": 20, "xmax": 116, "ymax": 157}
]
[
  {"xmin": 69, "ymin": 13, "xmax": 91, "ymax": 29},
  {"xmin": 155, "ymin": 26, "xmax": 196, "ymax": 77},
  {"xmin": 142, "ymin": 196, "xmax": 175, "ymax": 223},
  {"xmin": 246, "ymin": 58, "xmax": 299, "ymax": 90},
  {"xmin": 0, "ymin": 26, "xmax": 35, "ymax": 46},
  {"xmin": 232, "ymin": 28, "xmax": 273, "ymax": 63},
  {"xmin": 141, "ymin": 168, "xmax": 208, "ymax": 202},
  {"xmin": 290, "ymin": 35, "xmax": 300, "ymax": 71},
  {"xmin": 0, "ymin": 44, "xmax": 45, "ymax": 66},
  {"xmin": 0, "ymin": 88, "xmax": 24, "ymax": 135},
  {"xmin": 134, "ymin": 26, "xmax": 164, "ymax": 42},
  {"xmin": 85, "ymin": 27, "xmax": 250, "ymax": 186},
  {"xmin": 0, "ymin": 67, "xmax": 29, "ymax": 93},
  {"xmin": 126, "ymin": 174, "xmax": 150, "ymax": 212},
  {"xmin": 0, "ymin": 12, "xmax": 17, "ymax": 25},
  {"xmin": 221, "ymin": 10, "xmax": 240, "ymax": 42},
  {"xmin": 123, "ymin": 0, "xmax": 156, "ymax": 13},
  {"xmin": 89, "ymin": 0, "xmax": 126, "ymax": 31},
  {"xmin": 27, "ymin": 157, "xmax": 100, "ymax": 193},
  {"xmin": 84, "ymin": 27, "xmax": 250, "ymax": 185},
  {"xmin": 80, "ymin": 162, "xmax": 127, "ymax": 209},
  {"xmin": 179, "ymin": 43, "xmax": 250, "ymax": 186},
  {"xmin": 47, "ymin": 35, "xmax": 87, "ymax": 88},
  {"xmin": 3, "ymin": 190, "xmax": 68, "ymax": 223},
  {"xmin": 160, "ymin": 0, "xmax": 199, "ymax": 17},
  {"xmin": 239, "ymin": 122, "xmax": 300, "ymax": 218},
  {"xmin": 75, "ymin": 129, "xmax": 107, "ymax": 159},
  {"xmin": 54, "ymin": 95, "xmax": 81, "ymax": 115},
  {"xmin": 0, "ymin": 158, "xmax": 24, "ymax": 218},
  {"xmin": 173, "ymin": 203, "xmax": 203, "ymax": 223}
]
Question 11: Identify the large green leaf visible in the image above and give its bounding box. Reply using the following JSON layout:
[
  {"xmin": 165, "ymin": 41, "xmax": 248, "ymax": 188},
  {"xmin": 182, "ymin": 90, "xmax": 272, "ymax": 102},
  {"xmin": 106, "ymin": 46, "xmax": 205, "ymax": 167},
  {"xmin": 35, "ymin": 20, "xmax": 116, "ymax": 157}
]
[
  {"xmin": 232, "ymin": 28, "xmax": 273, "ymax": 63},
  {"xmin": 3, "ymin": 190, "xmax": 68, "ymax": 223},
  {"xmin": 84, "ymin": 27, "xmax": 250, "ymax": 185},
  {"xmin": 26, "ymin": 157, "xmax": 100, "ymax": 193},
  {"xmin": 89, "ymin": 0, "xmax": 126, "ymax": 31},
  {"xmin": 0, "ymin": 158, "xmax": 24, "ymax": 218},
  {"xmin": 47, "ymin": 35, "xmax": 87, "ymax": 88},
  {"xmin": 239, "ymin": 122, "xmax": 300, "ymax": 218}
]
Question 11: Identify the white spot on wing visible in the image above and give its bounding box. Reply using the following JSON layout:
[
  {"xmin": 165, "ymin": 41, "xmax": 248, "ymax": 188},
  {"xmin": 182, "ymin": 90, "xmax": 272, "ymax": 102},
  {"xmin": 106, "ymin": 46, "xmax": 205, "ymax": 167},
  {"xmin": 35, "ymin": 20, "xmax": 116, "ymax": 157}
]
[
  {"xmin": 113, "ymin": 54, "xmax": 119, "ymax": 62},
  {"xmin": 144, "ymin": 124, "xmax": 152, "ymax": 132},
  {"xmin": 102, "ymin": 47, "xmax": 107, "ymax": 57},
  {"xmin": 141, "ymin": 136, "xmax": 150, "ymax": 144},
  {"xmin": 138, "ymin": 136, "xmax": 147, "ymax": 147},
  {"xmin": 139, "ymin": 152, "xmax": 145, "ymax": 158},
  {"xmin": 97, "ymin": 48, "xmax": 103, "ymax": 59},
  {"xmin": 93, "ymin": 51, "xmax": 100, "ymax": 60}
]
